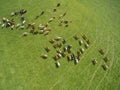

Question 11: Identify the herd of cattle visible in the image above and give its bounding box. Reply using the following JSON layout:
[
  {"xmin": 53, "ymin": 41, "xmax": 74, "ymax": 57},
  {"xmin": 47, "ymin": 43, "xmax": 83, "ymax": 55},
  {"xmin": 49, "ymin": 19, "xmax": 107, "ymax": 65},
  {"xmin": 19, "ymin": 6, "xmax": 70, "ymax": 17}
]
[
  {"xmin": 41, "ymin": 34, "xmax": 90, "ymax": 68},
  {"xmin": 0, "ymin": 3, "xmax": 109, "ymax": 70},
  {"xmin": 0, "ymin": 3, "xmax": 70, "ymax": 36},
  {"xmin": 41, "ymin": 34, "xmax": 109, "ymax": 70}
]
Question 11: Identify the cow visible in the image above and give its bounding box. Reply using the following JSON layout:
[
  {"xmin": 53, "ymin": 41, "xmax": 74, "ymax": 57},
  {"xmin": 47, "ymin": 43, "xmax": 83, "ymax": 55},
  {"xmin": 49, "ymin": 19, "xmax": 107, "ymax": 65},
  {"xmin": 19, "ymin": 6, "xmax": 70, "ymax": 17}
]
[
  {"xmin": 11, "ymin": 19, "xmax": 15, "ymax": 25},
  {"xmin": 57, "ymin": 50, "xmax": 65, "ymax": 58},
  {"xmin": 20, "ymin": 9, "xmax": 27, "ymax": 15},
  {"xmin": 103, "ymin": 57, "xmax": 109, "ymax": 62},
  {"xmin": 79, "ymin": 39, "xmax": 83, "ymax": 45},
  {"xmin": 44, "ymin": 28, "xmax": 51, "ymax": 31},
  {"xmin": 21, "ymin": 15, "xmax": 25, "ymax": 21},
  {"xmin": 44, "ymin": 31, "xmax": 50, "ymax": 35},
  {"xmin": 57, "ymin": 53, "xmax": 62, "ymax": 58},
  {"xmin": 59, "ymin": 14, "xmax": 63, "ymax": 19},
  {"xmin": 77, "ymin": 51, "xmax": 82, "ymax": 56},
  {"xmin": 68, "ymin": 49, "xmax": 72, "ymax": 53},
  {"xmin": 49, "ymin": 39, "xmax": 55, "ymax": 44},
  {"xmin": 6, "ymin": 22, "xmax": 11, "ymax": 28},
  {"xmin": 11, "ymin": 25, "xmax": 15, "ymax": 30},
  {"xmin": 35, "ymin": 15, "xmax": 39, "ymax": 19},
  {"xmin": 86, "ymin": 39, "xmax": 90, "ymax": 45},
  {"xmin": 92, "ymin": 59, "xmax": 97, "ymax": 65},
  {"xmin": 102, "ymin": 64, "xmax": 108, "ymax": 70},
  {"xmin": 41, "ymin": 54, "xmax": 48, "ymax": 59},
  {"xmin": 11, "ymin": 12, "xmax": 15, "ymax": 16},
  {"xmin": 61, "ymin": 51, "xmax": 66, "ymax": 57},
  {"xmin": 82, "ymin": 34, "xmax": 87, "ymax": 40},
  {"xmin": 14, "ymin": 12, "xmax": 19, "ymax": 15},
  {"xmin": 63, "ymin": 46, "xmax": 68, "ymax": 52},
  {"xmin": 23, "ymin": 32, "xmax": 28, "ymax": 36},
  {"xmin": 73, "ymin": 34, "xmax": 79, "ymax": 40},
  {"xmin": 63, "ymin": 12, "xmax": 66, "ymax": 17},
  {"xmin": 65, "ymin": 24, "xmax": 68, "ymax": 27},
  {"xmin": 55, "ymin": 36, "xmax": 62, "ymax": 41},
  {"xmin": 74, "ymin": 58, "xmax": 79, "ymax": 65},
  {"xmin": 56, "ymin": 42, "xmax": 62, "ymax": 48},
  {"xmin": 58, "ymin": 22, "xmax": 63, "ymax": 26},
  {"xmin": 22, "ymin": 20, "xmax": 26, "ymax": 25},
  {"xmin": 56, "ymin": 3, "xmax": 61, "ymax": 7},
  {"xmin": 53, "ymin": 9, "xmax": 57, "ymax": 12},
  {"xmin": 2, "ymin": 17, "xmax": 7, "ymax": 22},
  {"xmin": 45, "ymin": 47, "xmax": 51, "ymax": 52},
  {"xmin": 38, "ymin": 30, "xmax": 44, "ymax": 34},
  {"xmin": 27, "ymin": 23, "xmax": 35, "ymax": 29},
  {"xmin": 77, "ymin": 55, "xmax": 81, "ymax": 61},
  {"xmin": 20, "ymin": 25, "xmax": 25, "ymax": 30},
  {"xmin": 67, "ymin": 55, "xmax": 72, "ymax": 61},
  {"xmin": 33, "ymin": 30, "xmax": 38, "ymax": 34},
  {"xmin": 64, "ymin": 20, "xmax": 68, "ymax": 24},
  {"xmin": 45, "ymin": 23, "xmax": 49, "ymax": 27},
  {"xmin": 56, "ymin": 50, "xmax": 62, "ymax": 54},
  {"xmin": 53, "ymin": 55, "xmax": 59, "ymax": 61},
  {"xmin": 55, "ymin": 61, "xmax": 60, "ymax": 68},
  {"xmin": 48, "ymin": 17, "xmax": 55, "ymax": 23},
  {"xmin": 71, "ymin": 53, "xmax": 75, "ymax": 60},
  {"xmin": 38, "ymin": 24, "xmax": 45, "ymax": 30},
  {"xmin": 16, "ymin": 23, "xmax": 21, "ymax": 28},
  {"xmin": 1, "ymin": 24, "xmax": 5, "ymax": 28},
  {"xmin": 62, "ymin": 39, "xmax": 66, "ymax": 44},
  {"xmin": 85, "ymin": 43, "xmax": 89, "ymax": 49},
  {"xmin": 99, "ymin": 49, "xmax": 105, "ymax": 55},
  {"xmin": 67, "ymin": 45, "xmax": 72, "ymax": 50},
  {"xmin": 53, "ymin": 42, "xmax": 61, "ymax": 48},
  {"xmin": 80, "ymin": 48, "xmax": 85, "ymax": 54},
  {"xmin": 40, "ymin": 11, "xmax": 45, "ymax": 16}
]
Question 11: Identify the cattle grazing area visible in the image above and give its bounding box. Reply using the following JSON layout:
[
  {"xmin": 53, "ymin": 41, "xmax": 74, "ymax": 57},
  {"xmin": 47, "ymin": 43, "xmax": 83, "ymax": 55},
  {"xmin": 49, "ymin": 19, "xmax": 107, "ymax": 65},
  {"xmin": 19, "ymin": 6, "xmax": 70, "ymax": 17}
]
[{"xmin": 0, "ymin": 0, "xmax": 120, "ymax": 90}]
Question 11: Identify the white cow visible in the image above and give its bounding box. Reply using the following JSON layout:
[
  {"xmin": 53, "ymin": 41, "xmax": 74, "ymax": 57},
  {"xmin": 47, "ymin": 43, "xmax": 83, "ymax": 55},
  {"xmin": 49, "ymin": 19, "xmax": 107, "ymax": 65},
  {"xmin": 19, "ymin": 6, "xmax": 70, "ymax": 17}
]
[
  {"xmin": 22, "ymin": 20, "xmax": 26, "ymax": 24},
  {"xmin": 56, "ymin": 62, "xmax": 60, "ymax": 67},
  {"xmin": 23, "ymin": 32, "xmax": 28, "ymax": 36},
  {"xmin": 1, "ymin": 24, "xmax": 5, "ymax": 28}
]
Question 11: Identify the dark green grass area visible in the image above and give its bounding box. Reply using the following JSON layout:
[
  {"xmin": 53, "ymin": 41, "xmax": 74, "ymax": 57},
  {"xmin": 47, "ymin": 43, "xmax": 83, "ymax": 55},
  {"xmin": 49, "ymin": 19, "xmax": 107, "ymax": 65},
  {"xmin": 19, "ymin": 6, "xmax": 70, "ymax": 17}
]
[{"xmin": 0, "ymin": 0, "xmax": 120, "ymax": 90}]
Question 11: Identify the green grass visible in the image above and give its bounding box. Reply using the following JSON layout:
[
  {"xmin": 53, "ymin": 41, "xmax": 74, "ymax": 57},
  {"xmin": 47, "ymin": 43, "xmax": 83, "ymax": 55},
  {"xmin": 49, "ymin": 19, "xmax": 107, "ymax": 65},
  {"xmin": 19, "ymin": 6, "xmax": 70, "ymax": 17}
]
[{"xmin": 0, "ymin": 0, "xmax": 120, "ymax": 90}]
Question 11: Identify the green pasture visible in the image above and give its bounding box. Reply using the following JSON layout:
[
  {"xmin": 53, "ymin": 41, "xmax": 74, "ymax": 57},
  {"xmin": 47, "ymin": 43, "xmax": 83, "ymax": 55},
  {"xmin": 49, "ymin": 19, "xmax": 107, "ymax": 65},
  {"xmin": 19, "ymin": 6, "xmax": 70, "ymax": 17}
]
[{"xmin": 0, "ymin": 0, "xmax": 120, "ymax": 90}]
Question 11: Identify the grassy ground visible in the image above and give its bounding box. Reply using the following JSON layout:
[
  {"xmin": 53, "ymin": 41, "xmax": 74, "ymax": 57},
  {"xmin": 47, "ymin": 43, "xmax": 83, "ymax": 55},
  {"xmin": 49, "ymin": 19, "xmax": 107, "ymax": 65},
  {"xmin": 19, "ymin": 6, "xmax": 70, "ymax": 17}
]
[{"xmin": 0, "ymin": 0, "xmax": 120, "ymax": 90}]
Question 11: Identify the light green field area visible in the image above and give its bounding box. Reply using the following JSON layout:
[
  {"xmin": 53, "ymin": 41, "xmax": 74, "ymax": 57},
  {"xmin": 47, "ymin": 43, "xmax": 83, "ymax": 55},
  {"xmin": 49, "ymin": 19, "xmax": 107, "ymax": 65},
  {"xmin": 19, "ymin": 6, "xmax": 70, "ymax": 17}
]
[{"xmin": 0, "ymin": 0, "xmax": 120, "ymax": 90}]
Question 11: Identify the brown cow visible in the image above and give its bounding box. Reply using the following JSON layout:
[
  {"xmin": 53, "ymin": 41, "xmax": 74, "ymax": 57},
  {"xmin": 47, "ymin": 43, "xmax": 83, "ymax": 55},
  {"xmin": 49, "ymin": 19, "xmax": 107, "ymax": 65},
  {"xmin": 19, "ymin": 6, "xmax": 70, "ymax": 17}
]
[
  {"xmin": 103, "ymin": 57, "xmax": 109, "ymax": 62},
  {"xmin": 45, "ymin": 47, "xmax": 51, "ymax": 52},
  {"xmin": 99, "ymin": 49, "xmax": 105, "ymax": 55}
]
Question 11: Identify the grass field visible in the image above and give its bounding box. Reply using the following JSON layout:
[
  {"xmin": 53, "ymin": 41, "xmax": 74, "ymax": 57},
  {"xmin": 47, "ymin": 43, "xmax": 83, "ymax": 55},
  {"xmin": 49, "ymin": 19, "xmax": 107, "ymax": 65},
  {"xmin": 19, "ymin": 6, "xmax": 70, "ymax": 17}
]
[{"xmin": 0, "ymin": 0, "xmax": 120, "ymax": 90}]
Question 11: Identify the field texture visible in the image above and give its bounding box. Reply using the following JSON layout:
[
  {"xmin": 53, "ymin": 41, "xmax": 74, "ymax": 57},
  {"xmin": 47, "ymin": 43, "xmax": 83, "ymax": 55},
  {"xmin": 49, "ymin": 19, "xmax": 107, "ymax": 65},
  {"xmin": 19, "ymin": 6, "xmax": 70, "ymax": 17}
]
[{"xmin": 0, "ymin": 0, "xmax": 120, "ymax": 90}]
